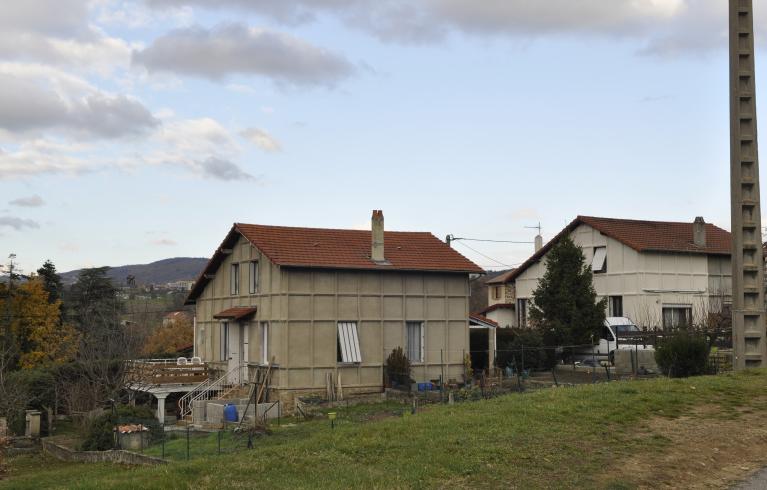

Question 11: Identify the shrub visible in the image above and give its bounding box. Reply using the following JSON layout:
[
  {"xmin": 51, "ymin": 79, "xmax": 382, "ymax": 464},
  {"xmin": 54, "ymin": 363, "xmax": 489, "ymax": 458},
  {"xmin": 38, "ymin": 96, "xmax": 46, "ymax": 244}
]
[
  {"xmin": 654, "ymin": 331, "xmax": 710, "ymax": 377},
  {"xmin": 81, "ymin": 404, "xmax": 161, "ymax": 451},
  {"xmin": 385, "ymin": 347, "xmax": 411, "ymax": 388},
  {"xmin": 496, "ymin": 328, "xmax": 555, "ymax": 371}
]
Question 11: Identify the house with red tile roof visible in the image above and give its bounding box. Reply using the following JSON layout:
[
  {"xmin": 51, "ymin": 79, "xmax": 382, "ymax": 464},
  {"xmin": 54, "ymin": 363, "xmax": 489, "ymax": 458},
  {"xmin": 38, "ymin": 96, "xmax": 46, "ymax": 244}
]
[
  {"xmin": 480, "ymin": 216, "xmax": 732, "ymax": 330},
  {"xmin": 185, "ymin": 211, "xmax": 482, "ymax": 408}
]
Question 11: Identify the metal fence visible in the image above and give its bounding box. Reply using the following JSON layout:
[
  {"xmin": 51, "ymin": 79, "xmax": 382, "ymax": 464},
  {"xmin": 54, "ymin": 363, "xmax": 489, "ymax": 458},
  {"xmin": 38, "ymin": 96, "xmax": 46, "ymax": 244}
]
[{"xmin": 111, "ymin": 416, "xmax": 282, "ymax": 461}]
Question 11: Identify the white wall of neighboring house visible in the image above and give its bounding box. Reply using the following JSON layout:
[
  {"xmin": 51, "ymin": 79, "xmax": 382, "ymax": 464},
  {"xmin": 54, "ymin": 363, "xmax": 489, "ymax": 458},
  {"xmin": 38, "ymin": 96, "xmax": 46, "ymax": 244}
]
[
  {"xmin": 484, "ymin": 307, "xmax": 516, "ymax": 329},
  {"xmin": 513, "ymin": 223, "xmax": 732, "ymax": 329}
]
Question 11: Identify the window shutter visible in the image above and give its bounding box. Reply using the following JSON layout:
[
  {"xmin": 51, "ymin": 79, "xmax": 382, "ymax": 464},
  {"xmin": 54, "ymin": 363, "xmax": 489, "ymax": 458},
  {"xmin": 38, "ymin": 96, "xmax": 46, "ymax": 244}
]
[
  {"xmin": 337, "ymin": 322, "xmax": 361, "ymax": 363},
  {"xmin": 591, "ymin": 247, "xmax": 607, "ymax": 273}
]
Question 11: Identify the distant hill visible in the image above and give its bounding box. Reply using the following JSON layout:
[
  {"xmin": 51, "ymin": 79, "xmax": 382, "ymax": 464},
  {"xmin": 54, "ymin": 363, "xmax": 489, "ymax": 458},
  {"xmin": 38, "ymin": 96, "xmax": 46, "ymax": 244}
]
[{"xmin": 61, "ymin": 257, "xmax": 208, "ymax": 286}]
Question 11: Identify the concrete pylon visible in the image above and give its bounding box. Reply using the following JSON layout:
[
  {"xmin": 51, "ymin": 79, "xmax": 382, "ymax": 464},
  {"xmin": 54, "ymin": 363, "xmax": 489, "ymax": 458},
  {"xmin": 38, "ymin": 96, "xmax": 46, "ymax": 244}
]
[{"xmin": 730, "ymin": 0, "xmax": 767, "ymax": 369}]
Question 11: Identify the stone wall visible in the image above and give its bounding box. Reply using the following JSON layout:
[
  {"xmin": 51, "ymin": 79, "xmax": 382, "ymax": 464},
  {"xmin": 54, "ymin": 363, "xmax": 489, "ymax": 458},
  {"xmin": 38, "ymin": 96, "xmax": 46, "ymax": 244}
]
[{"xmin": 41, "ymin": 439, "xmax": 166, "ymax": 466}]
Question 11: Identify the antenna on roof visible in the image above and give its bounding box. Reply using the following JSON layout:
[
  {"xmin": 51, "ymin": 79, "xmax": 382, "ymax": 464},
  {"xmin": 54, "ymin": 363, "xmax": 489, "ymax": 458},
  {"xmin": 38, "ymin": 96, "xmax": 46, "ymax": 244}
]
[
  {"xmin": 525, "ymin": 223, "xmax": 544, "ymax": 252},
  {"xmin": 524, "ymin": 223, "xmax": 542, "ymax": 235}
]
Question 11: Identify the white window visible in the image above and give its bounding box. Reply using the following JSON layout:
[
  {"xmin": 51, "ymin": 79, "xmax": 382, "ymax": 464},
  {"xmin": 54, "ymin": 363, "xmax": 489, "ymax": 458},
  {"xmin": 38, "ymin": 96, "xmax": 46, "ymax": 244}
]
[
  {"xmin": 517, "ymin": 298, "xmax": 528, "ymax": 328},
  {"xmin": 337, "ymin": 322, "xmax": 361, "ymax": 363},
  {"xmin": 220, "ymin": 322, "xmax": 229, "ymax": 361},
  {"xmin": 592, "ymin": 247, "xmax": 607, "ymax": 273},
  {"xmin": 249, "ymin": 261, "xmax": 259, "ymax": 294},
  {"xmin": 662, "ymin": 305, "xmax": 692, "ymax": 329},
  {"xmin": 406, "ymin": 321, "xmax": 424, "ymax": 363},
  {"xmin": 259, "ymin": 322, "xmax": 268, "ymax": 364},
  {"xmin": 230, "ymin": 263, "xmax": 239, "ymax": 295}
]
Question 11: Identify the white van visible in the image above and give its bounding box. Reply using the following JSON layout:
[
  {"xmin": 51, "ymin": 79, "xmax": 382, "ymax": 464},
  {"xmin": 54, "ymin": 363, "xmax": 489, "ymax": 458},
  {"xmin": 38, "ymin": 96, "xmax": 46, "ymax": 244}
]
[{"xmin": 579, "ymin": 317, "xmax": 654, "ymax": 364}]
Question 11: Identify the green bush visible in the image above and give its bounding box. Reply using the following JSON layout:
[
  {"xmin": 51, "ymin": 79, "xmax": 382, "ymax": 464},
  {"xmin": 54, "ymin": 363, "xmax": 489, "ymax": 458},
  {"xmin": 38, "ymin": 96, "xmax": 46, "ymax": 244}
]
[
  {"xmin": 1, "ymin": 368, "xmax": 57, "ymax": 436},
  {"xmin": 385, "ymin": 347, "xmax": 411, "ymax": 388},
  {"xmin": 496, "ymin": 328, "xmax": 555, "ymax": 371},
  {"xmin": 654, "ymin": 331, "xmax": 710, "ymax": 377},
  {"xmin": 81, "ymin": 405, "xmax": 161, "ymax": 451}
]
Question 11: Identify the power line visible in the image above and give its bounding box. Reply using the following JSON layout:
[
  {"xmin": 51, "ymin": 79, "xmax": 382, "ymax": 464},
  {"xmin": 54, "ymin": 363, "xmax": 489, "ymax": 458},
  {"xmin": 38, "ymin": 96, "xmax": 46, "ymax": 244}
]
[
  {"xmin": 453, "ymin": 241, "xmax": 512, "ymax": 268},
  {"xmin": 446, "ymin": 234, "xmax": 534, "ymax": 245}
]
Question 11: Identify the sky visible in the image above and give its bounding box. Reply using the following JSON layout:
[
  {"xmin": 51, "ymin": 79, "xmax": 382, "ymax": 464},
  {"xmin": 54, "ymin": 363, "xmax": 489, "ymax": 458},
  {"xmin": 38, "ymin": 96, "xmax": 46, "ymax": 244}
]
[{"xmin": 1, "ymin": 0, "xmax": 766, "ymax": 275}]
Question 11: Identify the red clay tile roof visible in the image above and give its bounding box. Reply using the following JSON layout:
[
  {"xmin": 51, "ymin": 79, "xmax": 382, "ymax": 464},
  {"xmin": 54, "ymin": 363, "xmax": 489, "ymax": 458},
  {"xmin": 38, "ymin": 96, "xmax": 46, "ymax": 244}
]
[
  {"xmin": 234, "ymin": 223, "xmax": 481, "ymax": 273},
  {"xmin": 470, "ymin": 314, "xmax": 499, "ymax": 328},
  {"xmin": 186, "ymin": 222, "xmax": 482, "ymax": 304},
  {"xmin": 498, "ymin": 216, "xmax": 732, "ymax": 285},
  {"xmin": 213, "ymin": 307, "xmax": 258, "ymax": 321},
  {"xmin": 478, "ymin": 303, "xmax": 515, "ymax": 315},
  {"xmin": 486, "ymin": 269, "xmax": 517, "ymax": 285}
]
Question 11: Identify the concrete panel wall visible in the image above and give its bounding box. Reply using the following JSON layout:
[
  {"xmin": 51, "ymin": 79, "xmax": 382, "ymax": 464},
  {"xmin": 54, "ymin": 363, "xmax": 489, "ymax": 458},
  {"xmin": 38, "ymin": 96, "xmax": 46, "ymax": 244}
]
[{"xmin": 194, "ymin": 234, "xmax": 471, "ymax": 395}]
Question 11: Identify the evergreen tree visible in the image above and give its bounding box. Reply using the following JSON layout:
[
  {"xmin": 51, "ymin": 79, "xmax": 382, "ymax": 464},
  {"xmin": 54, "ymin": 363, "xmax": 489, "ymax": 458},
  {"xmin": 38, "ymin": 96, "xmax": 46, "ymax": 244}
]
[
  {"xmin": 529, "ymin": 236, "xmax": 607, "ymax": 346},
  {"xmin": 36, "ymin": 260, "xmax": 63, "ymax": 304}
]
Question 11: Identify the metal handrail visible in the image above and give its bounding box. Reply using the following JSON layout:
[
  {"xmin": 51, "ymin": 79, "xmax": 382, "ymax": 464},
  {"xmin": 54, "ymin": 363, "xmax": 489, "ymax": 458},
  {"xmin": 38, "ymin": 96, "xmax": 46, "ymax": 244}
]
[{"xmin": 179, "ymin": 363, "xmax": 244, "ymax": 419}]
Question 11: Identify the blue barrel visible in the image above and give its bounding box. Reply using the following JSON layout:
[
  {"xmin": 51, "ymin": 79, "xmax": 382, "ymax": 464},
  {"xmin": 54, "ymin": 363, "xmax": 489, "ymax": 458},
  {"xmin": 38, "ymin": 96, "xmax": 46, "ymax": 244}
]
[{"xmin": 223, "ymin": 404, "xmax": 238, "ymax": 422}]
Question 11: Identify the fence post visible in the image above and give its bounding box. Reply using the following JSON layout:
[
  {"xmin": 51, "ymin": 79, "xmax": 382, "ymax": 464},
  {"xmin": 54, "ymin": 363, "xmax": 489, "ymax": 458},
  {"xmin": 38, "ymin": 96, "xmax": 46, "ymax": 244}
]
[
  {"xmin": 186, "ymin": 425, "xmax": 190, "ymax": 461},
  {"xmin": 440, "ymin": 349, "xmax": 445, "ymax": 403},
  {"xmin": 161, "ymin": 424, "xmax": 165, "ymax": 460},
  {"xmin": 217, "ymin": 429, "xmax": 221, "ymax": 456},
  {"xmin": 520, "ymin": 344, "xmax": 525, "ymax": 373}
]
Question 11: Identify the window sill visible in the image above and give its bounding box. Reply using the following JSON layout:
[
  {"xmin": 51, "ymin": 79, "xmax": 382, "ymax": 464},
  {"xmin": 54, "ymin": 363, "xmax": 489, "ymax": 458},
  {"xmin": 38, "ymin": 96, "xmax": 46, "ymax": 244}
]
[{"xmin": 336, "ymin": 362, "xmax": 361, "ymax": 366}]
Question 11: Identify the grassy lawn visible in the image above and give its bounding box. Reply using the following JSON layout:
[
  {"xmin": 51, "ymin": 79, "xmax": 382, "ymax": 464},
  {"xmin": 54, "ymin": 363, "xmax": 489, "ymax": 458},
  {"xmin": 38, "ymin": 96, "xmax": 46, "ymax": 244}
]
[{"xmin": 4, "ymin": 371, "xmax": 767, "ymax": 489}]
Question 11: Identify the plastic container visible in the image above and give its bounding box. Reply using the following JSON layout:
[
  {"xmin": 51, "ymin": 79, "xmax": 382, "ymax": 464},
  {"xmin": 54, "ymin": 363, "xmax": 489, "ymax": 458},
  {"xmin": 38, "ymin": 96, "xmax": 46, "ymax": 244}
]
[{"xmin": 223, "ymin": 403, "xmax": 238, "ymax": 422}]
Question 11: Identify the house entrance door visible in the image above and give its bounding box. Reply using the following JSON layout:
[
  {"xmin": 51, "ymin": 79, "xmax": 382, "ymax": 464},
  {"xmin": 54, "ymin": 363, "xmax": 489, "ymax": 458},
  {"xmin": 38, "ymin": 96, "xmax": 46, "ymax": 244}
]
[{"xmin": 227, "ymin": 323, "xmax": 241, "ymax": 385}]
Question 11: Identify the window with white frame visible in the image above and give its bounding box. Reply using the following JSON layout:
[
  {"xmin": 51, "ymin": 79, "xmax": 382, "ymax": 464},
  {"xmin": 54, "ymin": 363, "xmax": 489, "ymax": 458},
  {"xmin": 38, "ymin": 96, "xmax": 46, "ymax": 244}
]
[
  {"xmin": 406, "ymin": 321, "xmax": 424, "ymax": 363},
  {"xmin": 337, "ymin": 322, "xmax": 361, "ymax": 363},
  {"xmin": 259, "ymin": 321, "xmax": 268, "ymax": 364},
  {"xmin": 220, "ymin": 322, "xmax": 229, "ymax": 361},
  {"xmin": 249, "ymin": 261, "xmax": 259, "ymax": 294},
  {"xmin": 592, "ymin": 247, "xmax": 607, "ymax": 273},
  {"xmin": 662, "ymin": 305, "xmax": 692, "ymax": 329},
  {"xmin": 230, "ymin": 263, "xmax": 239, "ymax": 295}
]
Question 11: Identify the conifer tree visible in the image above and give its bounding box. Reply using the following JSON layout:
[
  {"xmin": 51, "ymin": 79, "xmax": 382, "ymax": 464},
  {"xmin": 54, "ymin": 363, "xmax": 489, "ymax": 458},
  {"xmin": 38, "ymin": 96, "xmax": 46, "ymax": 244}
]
[{"xmin": 529, "ymin": 236, "xmax": 606, "ymax": 346}]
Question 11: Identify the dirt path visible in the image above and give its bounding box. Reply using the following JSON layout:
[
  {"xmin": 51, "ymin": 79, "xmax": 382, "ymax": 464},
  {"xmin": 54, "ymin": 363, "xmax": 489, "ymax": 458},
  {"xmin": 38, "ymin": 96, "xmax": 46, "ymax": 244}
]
[{"xmin": 596, "ymin": 406, "xmax": 767, "ymax": 489}]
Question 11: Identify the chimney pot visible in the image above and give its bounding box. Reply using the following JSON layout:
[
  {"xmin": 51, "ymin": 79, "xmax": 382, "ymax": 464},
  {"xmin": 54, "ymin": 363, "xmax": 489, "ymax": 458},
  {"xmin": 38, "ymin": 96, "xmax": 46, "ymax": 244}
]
[
  {"xmin": 371, "ymin": 210, "xmax": 385, "ymax": 262},
  {"xmin": 693, "ymin": 217, "xmax": 706, "ymax": 247},
  {"xmin": 534, "ymin": 235, "xmax": 543, "ymax": 253}
]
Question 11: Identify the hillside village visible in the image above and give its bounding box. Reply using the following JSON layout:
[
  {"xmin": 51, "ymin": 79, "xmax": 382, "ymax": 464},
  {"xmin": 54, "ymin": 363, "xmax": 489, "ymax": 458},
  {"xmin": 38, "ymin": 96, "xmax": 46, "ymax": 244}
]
[{"xmin": 5, "ymin": 1, "xmax": 767, "ymax": 489}]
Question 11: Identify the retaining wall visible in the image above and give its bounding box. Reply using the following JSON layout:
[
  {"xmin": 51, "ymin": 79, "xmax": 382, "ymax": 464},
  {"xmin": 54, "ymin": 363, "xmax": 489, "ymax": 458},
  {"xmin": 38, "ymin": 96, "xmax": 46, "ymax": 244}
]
[{"xmin": 41, "ymin": 439, "xmax": 166, "ymax": 466}]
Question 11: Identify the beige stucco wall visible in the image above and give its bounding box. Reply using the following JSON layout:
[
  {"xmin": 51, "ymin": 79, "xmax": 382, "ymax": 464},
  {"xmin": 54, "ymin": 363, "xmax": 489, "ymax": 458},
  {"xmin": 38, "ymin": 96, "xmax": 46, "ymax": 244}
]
[
  {"xmin": 194, "ymin": 234, "xmax": 471, "ymax": 396},
  {"xmin": 513, "ymin": 224, "xmax": 732, "ymax": 328}
]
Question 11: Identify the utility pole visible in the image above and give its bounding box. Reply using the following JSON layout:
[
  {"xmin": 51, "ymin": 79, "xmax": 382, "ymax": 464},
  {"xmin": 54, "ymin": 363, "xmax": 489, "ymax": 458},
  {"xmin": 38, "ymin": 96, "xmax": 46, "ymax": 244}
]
[{"xmin": 730, "ymin": 0, "xmax": 767, "ymax": 369}]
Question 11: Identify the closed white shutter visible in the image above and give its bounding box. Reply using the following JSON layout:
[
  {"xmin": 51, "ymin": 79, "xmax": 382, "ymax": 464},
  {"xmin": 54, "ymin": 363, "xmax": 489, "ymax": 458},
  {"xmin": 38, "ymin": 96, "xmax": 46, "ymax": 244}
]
[
  {"xmin": 337, "ymin": 322, "xmax": 361, "ymax": 363},
  {"xmin": 591, "ymin": 247, "xmax": 607, "ymax": 272},
  {"xmin": 406, "ymin": 322, "xmax": 423, "ymax": 363}
]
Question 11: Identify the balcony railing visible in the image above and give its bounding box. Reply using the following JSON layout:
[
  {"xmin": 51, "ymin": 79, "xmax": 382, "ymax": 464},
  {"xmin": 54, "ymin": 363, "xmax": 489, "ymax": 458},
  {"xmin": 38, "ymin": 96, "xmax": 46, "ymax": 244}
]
[{"xmin": 126, "ymin": 359, "xmax": 210, "ymax": 386}]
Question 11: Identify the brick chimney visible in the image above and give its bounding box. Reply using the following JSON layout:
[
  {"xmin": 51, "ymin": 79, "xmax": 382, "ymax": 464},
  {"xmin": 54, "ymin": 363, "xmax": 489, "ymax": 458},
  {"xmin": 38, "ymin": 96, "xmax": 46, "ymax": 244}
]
[
  {"xmin": 371, "ymin": 210, "xmax": 385, "ymax": 262},
  {"xmin": 693, "ymin": 217, "xmax": 706, "ymax": 248}
]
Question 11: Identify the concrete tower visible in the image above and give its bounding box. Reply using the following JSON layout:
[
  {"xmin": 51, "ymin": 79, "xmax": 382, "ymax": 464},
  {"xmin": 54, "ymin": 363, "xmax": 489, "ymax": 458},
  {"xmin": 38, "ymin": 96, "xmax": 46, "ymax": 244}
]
[{"xmin": 730, "ymin": 0, "xmax": 767, "ymax": 369}]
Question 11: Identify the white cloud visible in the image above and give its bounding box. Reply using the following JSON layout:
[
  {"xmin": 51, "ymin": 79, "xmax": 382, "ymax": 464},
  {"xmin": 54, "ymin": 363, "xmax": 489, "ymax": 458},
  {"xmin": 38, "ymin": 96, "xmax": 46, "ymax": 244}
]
[
  {"xmin": 241, "ymin": 127, "xmax": 281, "ymax": 152},
  {"xmin": 0, "ymin": 64, "xmax": 158, "ymax": 139},
  {"xmin": 0, "ymin": 140, "xmax": 97, "ymax": 179},
  {"xmin": 0, "ymin": 1, "xmax": 134, "ymax": 74},
  {"xmin": 132, "ymin": 23, "xmax": 355, "ymax": 86},
  {"xmin": 9, "ymin": 195, "xmax": 45, "ymax": 207},
  {"xmin": 0, "ymin": 216, "xmax": 40, "ymax": 231},
  {"xmin": 142, "ymin": 0, "xmax": 749, "ymax": 55}
]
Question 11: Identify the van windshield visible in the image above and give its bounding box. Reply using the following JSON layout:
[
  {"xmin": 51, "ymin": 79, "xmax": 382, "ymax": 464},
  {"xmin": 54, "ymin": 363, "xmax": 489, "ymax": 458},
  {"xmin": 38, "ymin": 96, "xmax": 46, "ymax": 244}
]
[{"xmin": 614, "ymin": 324, "xmax": 640, "ymax": 334}]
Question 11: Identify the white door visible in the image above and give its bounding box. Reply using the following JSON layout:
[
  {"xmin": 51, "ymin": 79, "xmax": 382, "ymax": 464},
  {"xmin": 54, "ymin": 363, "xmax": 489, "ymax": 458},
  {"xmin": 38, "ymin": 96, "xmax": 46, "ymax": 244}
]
[
  {"xmin": 227, "ymin": 324, "xmax": 241, "ymax": 385},
  {"xmin": 240, "ymin": 324, "xmax": 249, "ymax": 384}
]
